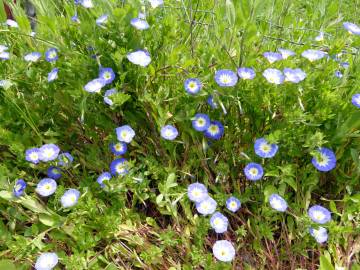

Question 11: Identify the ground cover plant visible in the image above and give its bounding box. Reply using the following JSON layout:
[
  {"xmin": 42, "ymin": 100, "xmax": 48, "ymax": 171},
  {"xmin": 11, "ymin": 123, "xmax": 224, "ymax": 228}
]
[{"xmin": 0, "ymin": 0, "xmax": 360, "ymax": 269}]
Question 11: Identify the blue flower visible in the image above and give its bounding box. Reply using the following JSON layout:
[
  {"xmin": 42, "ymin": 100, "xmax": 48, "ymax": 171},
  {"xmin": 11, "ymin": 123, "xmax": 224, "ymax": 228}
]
[
  {"xmin": 25, "ymin": 147, "xmax": 41, "ymax": 164},
  {"xmin": 254, "ymin": 138, "xmax": 278, "ymax": 158},
  {"xmin": 334, "ymin": 70, "xmax": 343, "ymax": 78},
  {"xmin": 184, "ymin": 78, "xmax": 202, "ymax": 95},
  {"xmin": 210, "ymin": 212, "xmax": 229, "ymax": 233},
  {"xmin": 104, "ymin": 88, "xmax": 117, "ymax": 105},
  {"xmin": 309, "ymin": 227, "xmax": 328, "ymax": 243},
  {"xmin": 204, "ymin": 121, "xmax": 224, "ymax": 140},
  {"xmin": 308, "ymin": 205, "xmax": 331, "ymax": 224},
  {"xmin": 36, "ymin": 178, "xmax": 57, "ymax": 197},
  {"xmin": 35, "ymin": 252, "xmax": 58, "ymax": 270},
  {"xmin": 116, "ymin": 125, "xmax": 135, "ymax": 143},
  {"xmin": 352, "ymin": 93, "xmax": 360, "ymax": 108},
  {"xmin": 110, "ymin": 158, "xmax": 129, "ymax": 176},
  {"xmin": 301, "ymin": 49, "xmax": 327, "ymax": 62},
  {"xmin": 13, "ymin": 179, "xmax": 26, "ymax": 197},
  {"xmin": 138, "ymin": 12, "xmax": 146, "ymax": 19},
  {"xmin": 196, "ymin": 196, "xmax": 217, "ymax": 215},
  {"xmin": 226, "ymin": 196, "xmax": 241, "ymax": 212},
  {"xmin": 71, "ymin": 14, "xmax": 80, "ymax": 23},
  {"xmin": 161, "ymin": 125, "xmax": 179, "ymax": 140},
  {"xmin": 0, "ymin": 51, "xmax": 10, "ymax": 60},
  {"xmin": 341, "ymin": 62, "xmax": 350, "ymax": 69},
  {"xmin": 207, "ymin": 95, "xmax": 218, "ymax": 109},
  {"xmin": 187, "ymin": 183, "xmax": 208, "ymax": 202},
  {"xmin": 263, "ymin": 52, "xmax": 283, "ymax": 64},
  {"xmin": 192, "ymin": 113, "xmax": 210, "ymax": 132},
  {"xmin": 343, "ymin": 22, "xmax": 360, "ymax": 35},
  {"xmin": 311, "ymin": 147, "xmax": 336, "ymax": 172},
  {"xmin": 97, "ymin": 172, "xmax": 112, "ymax": 188},
  {"xmin": 237, "ymin": 67, "xmax": 256, "ymax": 80},
  {"xmin": 110, "ymin": 141, "xmax": 127, "ymax": 155},
  {"xmin": 99, "ymin": 67, "xmax": 115, "ymax": 85},
  {"xmin": 315, "ymin": 31, "xmax": 325, "ymax": 41},
  {"xmin": 263, "ymin": 68, "xmax": 285, "ymax": 84},
  {"xmin": 47, "ymin": 166, "xmax": 62, "ymax": 180},
  {"xmin": 45, "ymin": 48, "xmax": 58, "ymax": 62},
  {"xmin": 61, "ymin": 189, "xmax": 80, "ymax": 208},
  {"xmin": 283, "ymin": 68, "xmax": 306, "ymax": 83},
  {"xmin": 58, "ymin": 152, "xmax": 73, "ymax": 167},
  {"xmin": 74, "ymin": 0, "xmax": 81, "ymax": 4},
  {"xmin": 81, "ymin": 0, "xmax": 93, "ymax": 8},
  {"xmin": 84, "ymin": 78, "xmax": 106, "ymax": 93},
  {"xmin": 212, "ymin": 240, "xmax": 235, "ymax": 262},
  {"xmin": 24, "ymin": 52, "xmax": 41, "ymax": 62},
  {"xmin": 149, "ymin": 0, "xmax": 164, "ymax": 8},
  {"xmin": 215, "ymin": 70, "xmax": 238, "ymax": 87},
  {"xmin": 127, "ymin": 50, "xmax": 151, "ymax": 67},
  {"xmin": 269, "ymin": 194, "xmax": 288, "ymax": 212},
  {"xmin": 130, "ymin": 18, "xmax": 150, "ymax": 30},
  {"xmin": 278, "ymin": 48, "xmax": 295, "ymax": 59},
  {"xmin": 96, "ymin": 14, "xmax": 108, "ymax": 26},
  {"xmin": 244, "ymin": 162, "xmax": 263, "ymax": 181},
  {"xmin": 39, "ymin": 144, "xmax": 60, "ymax": 162},
  {"xmin": 48, "ymin": 68, "xmax": 59, "ymax": 82}
]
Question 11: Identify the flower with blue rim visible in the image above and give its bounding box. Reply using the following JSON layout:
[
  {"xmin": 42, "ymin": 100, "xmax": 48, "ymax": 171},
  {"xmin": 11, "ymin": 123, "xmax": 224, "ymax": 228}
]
[
  {"xmin": 309, "ymin": 227, "xmax": 328, "ymax": 243},
  {"xmin": 0, "ymin": 51, "xmax": 10, "ymax": 60},
  {"xmin": 311, "ymin": 147, "xmax": 336, "ymax": 172},
  {"xmin": 204, "ymin": 121, "xmax": 224, "ymax": 140},
  {"xmin": 278, "ymin": 48, "xmax": 295, "ymax": 59},
  {"xmin": 104, "ymin": 88, "xmax": 117, "ymax": 106},
  {"xmin": 110, "ymin": 141, "xmax": 127, "ymax": 155},
  {"xmin": 244, "ymin": 162, "xmax": 264, "ymax": 181},
  {"xmin": 25, "ymin": 147, "xmax": 41, "ymax": 164},
  {"xmin": 13, "ymin": 179, "xmax": 26, "ymax": 197},
  {"xmin": 47, "ymin": 166, "xmax": 62, "ymax": 180},
  {"xmin": 308, "ymin": 205, "xmax": 331, "ymax": 224},
  {"xmin": 130, "ymin": 18, "xmax": 150, "ymax": 30},
  {"xmin": 24, "ymin": 52, "xmax": 41, "ymax": 62},
  {"xmin": 81, "ymin": 0, "xmax": 93, "ymax": 8},
  {"xmin": 335, "ymin": 70, "xmax": 343, "ymax": 78},
  {"xmin": 45, "ymin": 48, "xmax": 58, "ymax": 62},
  {"xmin": 343, "ymin": 22, "xmax": 360, "ymax": 35},
  {"xmin": 84, "ymin": 78, "xmax": 106, "ymax": 93},
  {"xmin": 187, "ymin": 183, "xmax": 208, "ymax": 203},
  {"xmin": 127, "ymin": 50, "xmax": 151, "ymax": 67},
  {"xmin": 71, "ymin": 14, "xmax": 80, "ymax": 23},
  {"xmin": 97, "ymin": 172, "xmax": 112, "ymax": 188},
  {"xmin": 99, "ymin": 67, "xmax": 115, "ymax": 85},
  {"xmin": 341, "ymin": 62, "xmax": 350, "ymax": 69},
  {"xmin": 263, "ymin": 68, "xmax": 285, "ymax": 84},
  {"xmin": 192, "ymin": 113, "xmax": 210, "ymax": 132},
  {"xmin": 237, "ymin": 67, "xmax": 256, "ymax": 80},
  {"xmin": 269, "ymin": 194, "xmax": 288, "ymax": 212},
  {"xmin": 58, "ymin": 152, "xmax": 73, "ymax": 167},
  {"xmin": 283, "ymin": 68, "xmax": 306, "ymax": 83},
  {"xmin": 36, "ymin": 178, "xmax": 57, "ymax": 197},
  {"xmin": 352, "ymin": 93, "xmax": 360, "ymax": 108},
  {"xmin": 110, "ymin": 158, "xmax": 129, "ymax": 176},
  {"xmin": 226, "ymin": 196, "xmax": 241, "ymax": 212},
  {"xmin": 35, "ymin": 252, "xmax": 58, "ymax": 270},
  {"xmin": 196, "ymin": 196, "xmax": 217, "ymax": 215},
  {"xmin": 116, "ymin": 125, "xmax": 135, "ymax": 143},
  {"xmin": 315, "ymin": 31, "xmax": 324, "ymax": 41},
  {"xmin": 184, "ymin": 78, "xmax": 202, "ymax": 95},
  {"xmin": 210, "ymin": 212, "xmax": 229, "ymax": 233},
  {"xmin": 39, "ymin": 144, "xmax": 60, "ymax": 162},
  {"xmin": 6, "ymin": 19, "xmax": 18, "ymax": 28},
  {"xmin": 96, "ymin": 14, "xmax": 108, "ymax": 26},
  {"xmin": 207, "ymin": 95, "xmax": 218, "ymax": 109},
  {"xmin": 48, "ymin": 68, "xmax": 59, "ymax": 82},
  {"xmin": 161, "ymin": 125, "xmax": 179, "ymax": 140},
  {"xmin": 212, "ymin": 240, "xmax": 235, "ymax": 262},
  {"xmin": 301, "ymin": 49, "xmax": 327, "ymax": 62},
  {"xmin": 254, "ymin": 138, "xmax": 279, "ymax": 158},
  {"xmin": 263, "ymin": 52, "xmax": 283, "ymax": 64},
  {"xmin": 61, "ymin": 189, "xmax": 80, "ymax": 208},
  {"xmin": 149, "ymin": 0, "xmax": 164, "ymax": 8},
  {"xmin": 138, "ymin": 12, "xmax": 146, "ymax": 19},
  {"xmin": 74, "ymin": 0, "xmax": 81, "ymax": 4},
  {"xmin": 215, "ymin": 69, "xmax": 238, "ymax": 87}
]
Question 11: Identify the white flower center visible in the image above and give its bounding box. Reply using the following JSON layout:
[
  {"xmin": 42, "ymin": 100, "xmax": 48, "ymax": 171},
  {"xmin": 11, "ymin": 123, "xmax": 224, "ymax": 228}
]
[
  {"xmin": 249, "ymin": 168, "xmax": 258, "ymax": 176},
  {"xmin": 208, "ymin": 125, "xmax": 219, "ymax": 135},
  {"xmin": 313, "ymin": 211, "xmax": 325, "ymax": 221},
  {"xmin": 260, "ymin": 143, "xmax": 271, "ymax": 153},
  {"xmin": 317, "ymin": 154, "xmax": 329, "ymax": 166},
  {"xmin": 30, "ymin": 152, "xmax": 38, "ymax": 160},
  {"xmin": 220, "ymin": 74, "xmax": 231, "ymax": 84}
]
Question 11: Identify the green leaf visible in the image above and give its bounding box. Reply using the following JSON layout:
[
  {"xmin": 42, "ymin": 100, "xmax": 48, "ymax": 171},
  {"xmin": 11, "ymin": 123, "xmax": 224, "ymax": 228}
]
[
  {"xmin": 225, "ymin": 0, "xmax": 236, "ymax": 26},
  {"xmin": 112, "ymin": 93, "xmax": 131, "ymax": 108},
  {"xmin": 0, "ymin": 190, "xmax": 13, "ymax": 201},
  {"xmin": 19, "ymin": 196, "xmax": 48, "ymax": 214},
  {"xmin": 319, "ymin": 255, "xmax": 335, "ymax": 270},
  {"xmin": 38, "ymin": 213, "xmax": 63, "ymax": 227},
  {"xmin": 0, "ymin": 260, "xmax": 16, "ymax": 270}
]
